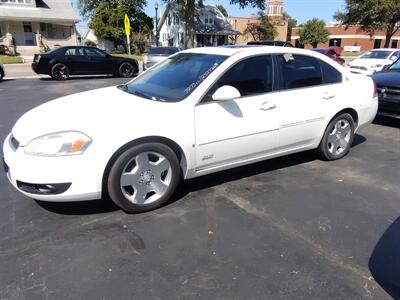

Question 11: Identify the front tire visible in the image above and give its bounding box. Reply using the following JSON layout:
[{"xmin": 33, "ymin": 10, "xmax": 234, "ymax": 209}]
[
  {"xmin": 318, "ymin": 113, "xmax": 355, "ymax": 161},
  {"xmin": 51, "ymin": 63, "xmax": 69, "ymax": 80},
  {"xmin": 118, "ymin": 62, "xmax": 136, "ymax": 78},
  {"xmin": 107, "ymin": 143, "xmax": 180, "ymax": 213}
]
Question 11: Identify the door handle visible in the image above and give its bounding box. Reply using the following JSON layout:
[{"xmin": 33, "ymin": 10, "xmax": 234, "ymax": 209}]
[
  {"xmin": 260, "ymin": 102, "xmax": 277, "ymax": 111},
  {"xmin": 323, "ymin": 92, "xmax": 335, "ymax": 100}
]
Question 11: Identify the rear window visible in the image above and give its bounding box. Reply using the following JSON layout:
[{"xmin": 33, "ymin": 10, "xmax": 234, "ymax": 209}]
[{"xmin": 149, "ymin": 47, "xmax": 179, "ymax": 55}]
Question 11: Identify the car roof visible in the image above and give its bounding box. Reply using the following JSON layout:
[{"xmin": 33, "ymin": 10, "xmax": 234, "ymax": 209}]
[
  {"xmin": 371, "ymin": 48, "xmax": 398, "ymax": 52},
  {"xmin": 182, "ymin": 46, "xmax": 324, "ymax": 58}
]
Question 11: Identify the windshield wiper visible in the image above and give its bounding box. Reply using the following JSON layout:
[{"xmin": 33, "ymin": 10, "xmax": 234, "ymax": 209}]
[
  {"xmin": 117, "ymin": 84, "xmax": 128, "ymax": 91},
  {"xmin": 117, "ymin": 84, "xmax": 152, "ymax": 100}
]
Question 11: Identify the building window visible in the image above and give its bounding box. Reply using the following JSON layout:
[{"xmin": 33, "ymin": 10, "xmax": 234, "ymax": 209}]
[
  {"xmin": 374, "ymin": 39, "xmax": 382, "ymax": 49},
  {"xmin": 391, "ymin": 40, "xmax": 398, "ymax": 48},
  {"xmin": 329, "ymin": 38, "xmax": 342, "ymax": 47},
  {"xmin": 40, "ymin": 23, "xmax": 72, "ymax": 40}
]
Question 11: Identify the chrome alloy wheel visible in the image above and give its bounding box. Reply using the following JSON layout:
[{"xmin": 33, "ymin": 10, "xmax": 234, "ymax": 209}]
[
  {"xmin": 327, "ymin": 119, "xmax": 351, "ymax": 156},
  {"xmin": 119, "ymin": 62, "xmax": 135, "ymax": 77},
  {"xmin": 120, "ymin": 151, "xmax": 172, "ymax": 205}
]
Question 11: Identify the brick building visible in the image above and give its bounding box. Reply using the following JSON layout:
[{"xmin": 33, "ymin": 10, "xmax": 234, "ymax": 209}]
[
  {"xmin": 291, "ymin": 25, "xmax": 400, "ymax": 51},
  {"xmin": 228, "ymin": 0, "xmax": 288, "ymax": 45}
]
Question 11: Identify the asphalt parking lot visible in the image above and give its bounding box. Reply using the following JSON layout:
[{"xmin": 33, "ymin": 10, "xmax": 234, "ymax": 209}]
[{"xmin": 0, "ymin": 77, "xmax": 399, "ymax": 300}]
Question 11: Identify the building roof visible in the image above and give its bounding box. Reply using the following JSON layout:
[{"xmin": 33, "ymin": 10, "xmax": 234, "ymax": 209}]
[{"xmin": 0, "ymin": 0, "xmax": 81, "ymax": 23}]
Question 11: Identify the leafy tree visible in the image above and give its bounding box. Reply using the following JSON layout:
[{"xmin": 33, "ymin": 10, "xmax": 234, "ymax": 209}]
[
  {"xmin": 88, "ymin": 3, "xmax": 152, "ymax": 52},
  {"xmin": 283, "ymin": 12, "xmax": 297, "ymax": 42},
  {"xmin": 230, "ymin": 0, "xmax": 265, "ymax": 10},
  {"xmin": 216, "ymin": 4, "xmax": 228, "ymax": 17},
  {"xmin": 244, "ymin": 13, "xmax": 277, "ymax": 41},
  {"xmin": 335, "ymin": 0, "xmax": 400, "ymax": 48},
  {"xmin": 299, "ymin": 18, "xmax": 329, "ymax": 48}
]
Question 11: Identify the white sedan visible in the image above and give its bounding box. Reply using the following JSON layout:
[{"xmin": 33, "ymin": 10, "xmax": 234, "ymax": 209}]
[
  {"xmin": 348, "ymin": 48, "xmax": 400, "ymax": 75},
  {"xmin": 2, "ymin": 46, "xmax": 378, "ymax": 213}
]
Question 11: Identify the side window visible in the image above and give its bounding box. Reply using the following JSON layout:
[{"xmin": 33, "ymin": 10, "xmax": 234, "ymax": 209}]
[
  {"xmin": 84, "ymin": 48, "xmax": 105, "ymax": 57},
  {"xmin": 320, "ymin": 60, "xmax": 342, "ymax": 84},
  {"xmin": 211, "ymin": 55, "xmax": 274, "ymax": 98},
  {"xmin": 279, "ymin": 54, "xmax": 323, "ymax": 89},
  {"xmin": 64, "ymin": 48, "xmax": 84, "ymax": 56}
]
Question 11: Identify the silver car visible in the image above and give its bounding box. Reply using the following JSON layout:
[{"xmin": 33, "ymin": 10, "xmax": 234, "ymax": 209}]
[
  {"xmin": 143, "ymin": 47, "xmax": 179, "ymax": 71},
  {"xmin": 0, "ymin": 63, "xmax": 4, "ymax": 82}
]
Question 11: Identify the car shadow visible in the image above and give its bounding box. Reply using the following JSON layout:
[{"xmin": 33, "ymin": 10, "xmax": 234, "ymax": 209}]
[
  {"xmin": 373, "ymin": 116, "xmax": 400, "ymax": 128},
  {"xmin": 38, "ymin": 75, "xmax": 117, "ymax": 81},
  {"xmin": 36, "ymin": 134, "xmax": 367, "ymax": 215},
  {"xmin": 369, "ymin": 217, "xmax": 400, "ymax": 300}
]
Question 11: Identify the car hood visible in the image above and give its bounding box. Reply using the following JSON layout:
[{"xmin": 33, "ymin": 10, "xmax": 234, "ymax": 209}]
[
  {"xmin": 349, "ymin": 58, "xmax": 391, "ymax": 67},
  {"xmin": 12, "ymin": 86, "xmax": 173, "ymax": 145},
  {"xmin": 372, "ymin": 70, "xmax": 400, "ymax": 87}
]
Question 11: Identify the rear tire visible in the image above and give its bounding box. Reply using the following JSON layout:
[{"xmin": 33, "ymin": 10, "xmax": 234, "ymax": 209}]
[
  {"xmin": 318, "ymin": 113, "xmax": 355, "ymax": 161},
  {"xmin": 0, "ymin": 71, "xmax": 3, "ymax": 82},
  {"xmin": 107, "ymin": 143, "xmax": 180, "ymax": 213},
  {"xmin": 51, "ymin": 63, "xmax": 69, "ymax": 80}
]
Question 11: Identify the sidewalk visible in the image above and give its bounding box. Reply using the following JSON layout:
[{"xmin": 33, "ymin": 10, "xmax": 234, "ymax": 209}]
[{"xmin": 3, "ymin": 63, "xmax": 40, "ymax": 79}]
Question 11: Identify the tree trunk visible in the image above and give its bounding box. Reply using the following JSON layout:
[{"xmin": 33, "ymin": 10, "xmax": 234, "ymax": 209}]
[{"xmin": 384, "ymin": 30, "xmax": 392, "ymax": 48}]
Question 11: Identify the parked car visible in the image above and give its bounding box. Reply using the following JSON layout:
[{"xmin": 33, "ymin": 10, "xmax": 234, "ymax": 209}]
[
  {"xmin": 32, "ymin": 46, "xmax": 139, "ymax": 80},
  {"xmin": 143, "ymin": 47, "xmax": 180, "ymax": 71},
  {"xmin": 348, "ymin": 48, "xmax": 400, "ymax": 75},
  {"xmin": 3, "ymin": 47, "xmax": 378, "ymax": 213},
  {"xmin": 310, "ymin": 47, "xmax": 345, "ymax": 66},
  {"xmin": 247, "ymin": 40, "xmax": 294, "ymax": 47},
  {"xmin": 372, "ymin": 58, "xmax": 400, "ymax": 119},
  {"xmin": 0, "ymin": 63, "xmax": 4, "ymax": 82}
]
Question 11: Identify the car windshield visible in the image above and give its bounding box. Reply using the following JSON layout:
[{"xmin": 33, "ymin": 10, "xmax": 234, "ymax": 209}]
[
  {"xmin": 360, "ymin": 51, "xmax": 392, "ymax": 59},
  {"xmin": 124, "ymin": 53, "xmax": 227, "ymax": 102},
  {"xmin": 149, "ymin": 47, "xmax": 179, "ymax": 55},
  {"xmin": 389, "ymin": 59, "xmax": 400, "ymax": 70}
]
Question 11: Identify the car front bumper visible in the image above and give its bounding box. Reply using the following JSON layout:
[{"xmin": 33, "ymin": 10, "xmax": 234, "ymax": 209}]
[{"xmin": 2, "ymin": 133, "xmax": 103, "ymax": 201}]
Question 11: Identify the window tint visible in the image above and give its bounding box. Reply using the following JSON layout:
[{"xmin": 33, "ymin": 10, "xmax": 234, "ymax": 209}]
[
  {"xmin": 84, "ymin": 48, "xmax": 105, "ymax": 57},
  {"xmin": 64, "ymin": 48, "xmax": 84, "ymax": 56},
  {"xmin": 279, "ymin": 54, "xmax": 322, "ymax": 89},
  {"xmin": 212, "ymin": 55, "xmax": 274, "ymax": 97},
  {"xmin": 320, "ymin": 60, "xmax": 342, "ymax": 84}
]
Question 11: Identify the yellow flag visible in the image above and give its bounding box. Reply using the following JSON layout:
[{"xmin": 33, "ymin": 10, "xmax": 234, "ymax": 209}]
[{"xmin": 124, "ymin": 14, "xmax": 130, "ymax": 37}]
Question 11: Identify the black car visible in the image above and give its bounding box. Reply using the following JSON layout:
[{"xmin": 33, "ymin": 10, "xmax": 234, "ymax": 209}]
[
  {"xmin": 247, "ymin": 40, "xmax": 294, "ymax": 47},
  {"xmin": 0, "ymin": 63, "xmax": 4, "ymax": 82},
  {"xmin": 372, "ymin": 58, "xmax": 400, "ymax": 119},
  {"xmin": 32, "ymin": 46, "xmax": 139, "ymax": 80}
]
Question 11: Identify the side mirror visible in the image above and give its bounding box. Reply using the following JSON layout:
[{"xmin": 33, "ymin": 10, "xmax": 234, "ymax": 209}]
[{"xmin": 212, "ymin": 85, "xmax": 241, "ymax": 101}]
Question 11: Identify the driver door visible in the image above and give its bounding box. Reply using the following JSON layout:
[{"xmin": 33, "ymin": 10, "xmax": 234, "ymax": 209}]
[
  {"xmin": 194, "ymin": 55, "xmax": 280, "ymax": 171},
  {"xmin": 83, "ymin": 47, "xmax": 112, "ymax": 74}
]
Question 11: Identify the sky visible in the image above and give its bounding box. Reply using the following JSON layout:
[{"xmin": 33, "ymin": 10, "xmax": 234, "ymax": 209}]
[{"xmin": 72, "ymin": 0, "xmax": 346, "ymax": 28}]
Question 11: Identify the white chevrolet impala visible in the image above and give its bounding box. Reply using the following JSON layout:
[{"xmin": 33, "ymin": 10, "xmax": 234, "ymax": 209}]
[{"xmin": 2, "ymin": 46, "xmax": 378, "ymax": 213}]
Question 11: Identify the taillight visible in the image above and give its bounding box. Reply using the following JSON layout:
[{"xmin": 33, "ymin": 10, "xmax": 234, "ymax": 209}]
[{"xmin": 373, "ymin": 81, "xmax": 378, "ymax": 98}]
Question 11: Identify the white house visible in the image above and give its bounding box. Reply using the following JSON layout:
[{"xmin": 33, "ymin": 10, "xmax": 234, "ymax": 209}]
[
  {"xmin": 76, "ymin": 27, "xmax": 115, "ymax": 52},
  {"xmin": 0, "ymin": 0, "xmax": 80, "ymax": 56},
  {"xmin": 157, "ymin": 2, "xmax": 239, "ymax": 48}
]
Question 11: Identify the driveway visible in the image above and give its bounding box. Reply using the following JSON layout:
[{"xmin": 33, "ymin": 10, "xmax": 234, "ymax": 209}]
[{"xmin": 0, "ymin": 77, "xmax": 399, "ymax": 299}]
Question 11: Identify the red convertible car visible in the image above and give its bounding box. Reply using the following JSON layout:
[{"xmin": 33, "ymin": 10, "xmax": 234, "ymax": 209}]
[{"xmin": 311, "ymin": 47, "xmax": 345, "ymax": 66}]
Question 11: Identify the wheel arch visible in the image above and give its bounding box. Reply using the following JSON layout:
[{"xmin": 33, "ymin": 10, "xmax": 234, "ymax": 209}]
[
  {"xmin": 119, "ymin": 60, "xmax": 139, "ymax": 73},
  {"xmin": 332, "ymin": 108, "xmax": 359, "ymax": 128},
  {"xmin": 101, "ymin": 136, "xmax": 188, "ymax": 197}
]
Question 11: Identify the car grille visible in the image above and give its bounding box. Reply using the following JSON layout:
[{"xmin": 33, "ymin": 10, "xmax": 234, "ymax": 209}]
[
  {"xmin": 350, "ymin": 66, "xmax": 368, "ymax": 71},
  {"xmin": 377, "ymin": 86, "xmax": 400, "ymax": 114},
  {"xmin": 9, "ymin": 135, "xmax": 20, "ymax": 151}
]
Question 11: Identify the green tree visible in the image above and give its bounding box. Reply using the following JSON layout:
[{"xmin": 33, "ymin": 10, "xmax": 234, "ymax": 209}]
[
  {"xmin": 283, "ymin": 12, "xmax": 297, "ymax": 42},
  {"xmin": 244, "ymin": 13, "xmax": 277, "ymax": 41},
  {"xmin": 216, "ymin": 4, "xmax": 228, "ymax": 17},
  {"xmin": 335, "ymin": 0, "xmax": 400, "ymax": 48},
  {"xmin": 299, "ymin": 18, "xmax": 329, "ymax": 48},
  {"xmin": 88, "ymin": 3, "xmax": 152, "ymax": 52}
]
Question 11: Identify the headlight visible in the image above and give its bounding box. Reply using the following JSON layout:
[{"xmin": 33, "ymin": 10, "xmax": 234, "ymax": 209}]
[{"xmin": 25, "ymin": 131, "xmax": 92, "ymax": 156}]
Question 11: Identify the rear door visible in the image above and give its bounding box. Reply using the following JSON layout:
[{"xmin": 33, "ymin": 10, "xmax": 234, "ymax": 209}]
[
  {"xmin": 63, "ymin": 47, "xmax": 87, "ymax": 74},
  {"xmin": 273, "ymin": 54, "xmax": 343, "ymax": 150}
]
